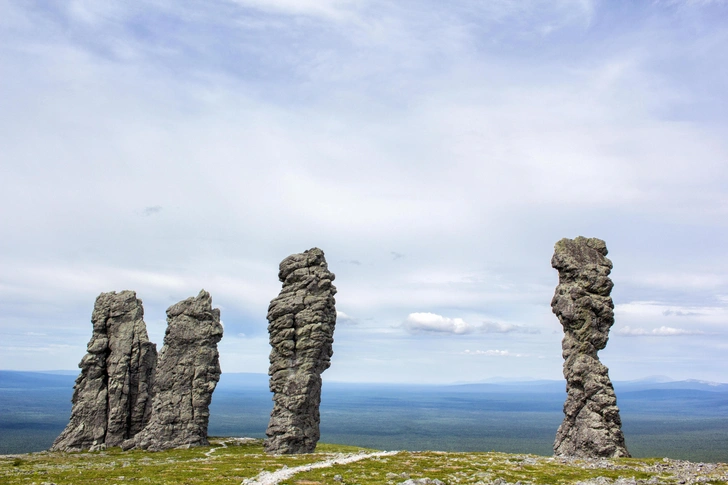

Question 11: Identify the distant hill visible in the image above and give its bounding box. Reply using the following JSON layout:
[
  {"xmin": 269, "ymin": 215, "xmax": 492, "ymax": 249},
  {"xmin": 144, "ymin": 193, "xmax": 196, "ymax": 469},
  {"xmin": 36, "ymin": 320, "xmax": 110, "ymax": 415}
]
[
  {"xmin": 443, "ymin": 380, "xmax": 565, "ymax": 394},
  {"xmin": 3, "ymin": 370, "xmax": 725, "ymax": 393},
  {"xmin": 614, "ymin": 378, "xmax": 728, "ymax": 393},
  {"xmin": 0, "ymin": 370, "xmax": 76, "ymax": 390}
]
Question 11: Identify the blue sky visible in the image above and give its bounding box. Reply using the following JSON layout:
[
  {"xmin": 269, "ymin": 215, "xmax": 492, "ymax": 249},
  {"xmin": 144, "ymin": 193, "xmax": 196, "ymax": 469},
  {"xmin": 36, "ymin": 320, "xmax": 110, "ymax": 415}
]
[{"xmin": 1, "ymin": 0, "xmax": 727, "ymax": 383}]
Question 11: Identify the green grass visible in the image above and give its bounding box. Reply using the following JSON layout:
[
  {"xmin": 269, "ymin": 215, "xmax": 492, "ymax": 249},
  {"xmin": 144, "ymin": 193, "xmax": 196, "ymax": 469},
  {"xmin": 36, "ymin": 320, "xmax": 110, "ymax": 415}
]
[
  {"xmin": 1, "ymin": 438, "xmax": 726, "ymax": 485},
  {"xmin": 291, "ymin": 452, "xmax": 663, "ymax": 485}
]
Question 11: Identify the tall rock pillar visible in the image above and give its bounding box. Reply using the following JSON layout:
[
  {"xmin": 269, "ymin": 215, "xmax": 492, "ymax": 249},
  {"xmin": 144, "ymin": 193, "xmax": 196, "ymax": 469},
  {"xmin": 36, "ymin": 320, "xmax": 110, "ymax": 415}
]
[
  {"xmin": 51, "ymin": 291, "xmax": 157, "ymax": 451},
  {"xmin": 124, "ymin": 290, "xmax": 223, "ymax": 451},
  {"xmin": 551, "ymin": 237, "xmax": 629, "ymax": 458},
  {"xmin": 265, "ymin": 248, "xmax": 337, "ymax": 454}
]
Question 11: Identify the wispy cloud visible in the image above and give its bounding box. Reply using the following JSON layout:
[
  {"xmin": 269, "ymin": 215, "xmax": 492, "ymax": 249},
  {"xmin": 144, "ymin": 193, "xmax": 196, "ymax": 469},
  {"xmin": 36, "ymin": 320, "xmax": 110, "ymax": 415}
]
[
  {"xmin": 462, "ymin": 349, "xmax": 527, "ymax": 357},
  {"xmin": 657, "ymin": 0, "xmax": 728, "ymax": 8},
  {"xmin": 481, "ymin": 321, "xmax": 540, "ymax": 334},
  {"xmin": 615, "ymin": 302, "xmax": 728, "ymax": 328},
  {"xmin": 142, "ymin": 205, "xmax": 163, "ymax": 216},
  {"xmin": 617, "ymin": 325, "xmax": 705, "ymax": 337},
  {"xmin": 226, "ymin": 0, "xmax": 362, "ymax": 20},
  {"xmin": 662, "ymin": 309, "xmax": 702, "ymax": 317},
  {"xmin": 623, "ymin": 273, "xmax": 728, "ymax": 291}
]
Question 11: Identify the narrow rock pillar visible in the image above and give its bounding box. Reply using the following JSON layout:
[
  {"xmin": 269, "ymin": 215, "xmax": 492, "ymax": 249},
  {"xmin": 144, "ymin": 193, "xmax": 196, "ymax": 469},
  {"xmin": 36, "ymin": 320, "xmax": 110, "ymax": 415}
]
[
  {"xmin": 265, "ymin": 248, "xmax": 337, "ymax": 454},
  {"xmin": 551, "ymin": 237, "xmax": 629, "ymax": 458},
  {"xmin": 124, "ymin": 289, "xmax": 223, "ymax": 451},
  {"xmin": 51, "ymin": 291, "xmax": 157, "ymax": 451}
]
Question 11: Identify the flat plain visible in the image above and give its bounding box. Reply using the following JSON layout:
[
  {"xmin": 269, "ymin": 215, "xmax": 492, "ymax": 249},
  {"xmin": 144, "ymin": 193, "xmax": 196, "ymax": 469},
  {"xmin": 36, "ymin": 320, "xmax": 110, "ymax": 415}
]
[{"xmin": 1, "ymin": 371, "xmax": 727, "ymax": 463}]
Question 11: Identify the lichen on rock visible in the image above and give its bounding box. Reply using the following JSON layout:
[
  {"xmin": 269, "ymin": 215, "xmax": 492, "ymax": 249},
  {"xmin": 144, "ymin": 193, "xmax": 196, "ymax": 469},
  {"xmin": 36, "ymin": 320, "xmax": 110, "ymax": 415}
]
[
  {"xmin": 264, "ymin": 248, "xmax": 337, "ymax": 454},
  {"xmin": 51, "ymin": 290, "xmax": 157, "ymax": 451},
  {"xmin": 123, "ymin": 289, "xmax": 223, "ymax": 451},
  {"xmin": 551, "ymin": 237, "xmax": 629, "ymax": 458}
]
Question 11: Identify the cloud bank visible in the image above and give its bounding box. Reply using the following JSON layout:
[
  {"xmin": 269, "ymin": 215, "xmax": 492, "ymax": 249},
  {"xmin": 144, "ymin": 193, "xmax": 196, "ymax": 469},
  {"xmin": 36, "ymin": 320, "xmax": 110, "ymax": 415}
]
[{"xmin": 617, "ymin": 326, "xmax": 706, "ymax": 337}]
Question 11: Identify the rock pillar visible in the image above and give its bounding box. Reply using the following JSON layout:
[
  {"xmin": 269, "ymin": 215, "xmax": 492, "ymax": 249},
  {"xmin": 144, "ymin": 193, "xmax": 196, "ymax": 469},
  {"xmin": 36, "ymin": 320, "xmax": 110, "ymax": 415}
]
[
  {"xmin": 551, "ymin": 237, "xmax": 629, "ymax": 458},
  {"xmin": 124, "ymin": 289, "xmax": 223, "ymax": 451},
  {"xmin": 51, "ymin": 291, "xmax": 157, "ymax": 451},
  {"xmin": 264, "ymin": 248, "xmax": 337, "ymax": 454}
]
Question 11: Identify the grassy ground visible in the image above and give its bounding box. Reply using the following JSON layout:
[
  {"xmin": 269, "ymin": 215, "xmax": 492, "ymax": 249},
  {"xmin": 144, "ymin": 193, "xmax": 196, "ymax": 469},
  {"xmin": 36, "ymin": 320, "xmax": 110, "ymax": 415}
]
[{"xmin": 1, "ymin": 438, "xmax": 726, "ymax": 485}]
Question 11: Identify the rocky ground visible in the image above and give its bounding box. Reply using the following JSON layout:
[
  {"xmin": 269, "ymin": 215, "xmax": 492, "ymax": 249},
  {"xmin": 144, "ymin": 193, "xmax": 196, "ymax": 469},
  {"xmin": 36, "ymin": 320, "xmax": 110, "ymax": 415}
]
[{"xmin": 1, "ymin": 438, "xmax": 726, "ymax": 485}]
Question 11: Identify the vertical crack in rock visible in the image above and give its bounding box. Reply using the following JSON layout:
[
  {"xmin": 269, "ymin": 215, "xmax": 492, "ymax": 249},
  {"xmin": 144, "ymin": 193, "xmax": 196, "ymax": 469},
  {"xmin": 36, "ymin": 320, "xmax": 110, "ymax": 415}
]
[
  {"xmin": 551, "ymin": 237, "xmax": 630, "ymax": 458},
  {"xmin": 264, "ymin": 248, "xmax": 337, "ymax": 454},
  {"xmin": 123, "ymin": 289, "xmax": 223, "ymax": 451},
  {"xmin": 51, "ymin": 291, "xmax": 157, "ymax": 451}
]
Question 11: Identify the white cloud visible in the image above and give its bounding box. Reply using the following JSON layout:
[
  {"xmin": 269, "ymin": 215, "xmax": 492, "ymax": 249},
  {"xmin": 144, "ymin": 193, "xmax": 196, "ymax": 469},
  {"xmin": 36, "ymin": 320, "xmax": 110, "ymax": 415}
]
[
  {"xmin": 481, "ymin": 321, "xmax": 540, "ymax": 334},
  {"xmin": 623, "ymin": 272, "xmax": 728, "ymax": 291},
  {"xmin": 404, "ymin": 312, "xmax": 475, "ymax": 334},
  {"xmin": 617, "ymin": 325, "xmax": 705, "ymax": 337},
  {"xmin": 614, "ymin": 302, "xmax": 728, "ymax": 328},
  {"xmin": 403, "ymin": 315, "xmax": 540, "ymax": 335},
  {"xmin": 65, "ymin": 1, "xmax": 131, "ymax": 26},
  {"xmin": 662, "ymin": 309, "xmax": 702, "ymax": 317},
  {"xmin": 462, "ymin": 349, "xmax": 527, "ymax": 357},
  {"xmin": 337, "ymin": 311, "xmax": 357, "ymax": 324},
  {"xmin": 226, "ymin": 0, "xmax": 362, "ymax": 20},
  {"xmin": 658, "ymin": 0, "xmax": 728, "ymax": 7},
  {"xmin": 613, "ymin": 301, "xmax": 720, "ymax": 364}
]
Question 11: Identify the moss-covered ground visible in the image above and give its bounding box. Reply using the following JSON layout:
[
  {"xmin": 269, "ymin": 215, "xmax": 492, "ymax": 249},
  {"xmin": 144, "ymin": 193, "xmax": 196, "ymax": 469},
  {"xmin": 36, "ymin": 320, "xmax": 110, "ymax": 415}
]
[{"xmin": 1, "ymin": 438, "xmax": 725, "ymax": 485}]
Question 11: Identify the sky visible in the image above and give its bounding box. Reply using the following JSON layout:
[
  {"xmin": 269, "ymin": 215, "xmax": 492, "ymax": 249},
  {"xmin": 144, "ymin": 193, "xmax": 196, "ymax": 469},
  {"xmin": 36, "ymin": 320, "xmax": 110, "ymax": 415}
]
[{"xmin": 1, "ymin": 0, "xmax": 727, "ymax": 384}]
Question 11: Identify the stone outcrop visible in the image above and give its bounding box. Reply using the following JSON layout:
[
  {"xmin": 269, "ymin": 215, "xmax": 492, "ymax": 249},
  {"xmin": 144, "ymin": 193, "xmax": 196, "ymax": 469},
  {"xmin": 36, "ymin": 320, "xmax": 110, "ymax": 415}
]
[
  {"xmin": 264, "ymin": 248, "xmax": 337, "ymax": 454},
  {"xmin": 51, "ymin": 291, "xmax": 157, "ymax": 451},
  {"xmin": 123, "ymin": 290, "xmax": 223, "ymax": 451},
  {"xmin": 551, "ymin": 237, "xmax": 629, "ymax": 458}
]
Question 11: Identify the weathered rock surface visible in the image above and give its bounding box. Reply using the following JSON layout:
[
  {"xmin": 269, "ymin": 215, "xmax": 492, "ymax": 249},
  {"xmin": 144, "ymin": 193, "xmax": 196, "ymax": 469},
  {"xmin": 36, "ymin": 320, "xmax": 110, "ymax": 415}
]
[
  {"xmin": 51, "ymin": 291, "xmax": 157, "ymax": 451},
  {"xmin": 551, "ymin": 237, "xmax": 629, "ymax": 458},
  {"xmin": 264, "ymin": 248, "xmax": 337, "ymax": 454},
  {"xmin": 123, "ymin": 289, "xmax": 223, "ymax": 451}
]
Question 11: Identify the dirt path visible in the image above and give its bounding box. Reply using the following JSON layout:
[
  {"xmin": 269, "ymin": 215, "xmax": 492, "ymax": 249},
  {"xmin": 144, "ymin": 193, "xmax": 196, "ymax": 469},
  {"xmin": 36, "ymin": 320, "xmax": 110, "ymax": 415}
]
[
  {"xmin": 241, "ymin": 450, "xmax": 399, "ymax": 485},
  {"xmin": 205, "ymin": 438, "xmax": 259, "ymax": 458}
]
